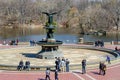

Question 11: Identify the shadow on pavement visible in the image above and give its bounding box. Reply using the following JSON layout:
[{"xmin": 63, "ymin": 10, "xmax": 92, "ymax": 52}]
[
  {"xmin": 91, "ymin": 71, "xmax": 100, "ymax": 75},
  {"xmin": 38, "ymin": 78, "xmax": 45, "ymax": 80},
  {"xmin": 72, "ymin": 71, "xmax": 82, "ymax": 74},
  {"xmin": 21, "ymin": 53, "xmax": 36, "ymax": 58}
]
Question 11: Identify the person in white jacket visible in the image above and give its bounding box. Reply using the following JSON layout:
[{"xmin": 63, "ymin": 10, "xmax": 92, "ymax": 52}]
[{"xmin": 60, "ymin": 59, "xmax": 65, "ymax": 72}]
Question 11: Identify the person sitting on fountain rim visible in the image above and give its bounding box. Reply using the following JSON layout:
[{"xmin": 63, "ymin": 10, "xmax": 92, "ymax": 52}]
[
  {"xmin": 17, "ymin": 60, "xmax": 24, "ymax": 71},
  {"xmin": 24, "ymin": 61, "xmax": 30, "ymax": 71}
]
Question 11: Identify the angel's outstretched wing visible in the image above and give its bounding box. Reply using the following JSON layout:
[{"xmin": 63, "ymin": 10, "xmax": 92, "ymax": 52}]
[
  {"xmin": 42, "ymin": 12, "xmax": 49, "ymax": 16},
  {"xmin": 51, "ymin": 12, "xmax": 57, "ymax": 15}
]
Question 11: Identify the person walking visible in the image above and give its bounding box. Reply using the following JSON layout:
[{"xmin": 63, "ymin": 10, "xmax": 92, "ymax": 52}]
[
  {"xmin": 99, "ymin": 62, "xmax": 103, "ymax": 75},
  {"xmin": 81, "ymin": 59, "xmax": 86, "ymax": 74},
  {"xmin": 102, "ymin": 63, "xmax": 106, "ymax": 76},
  {"xmin": 55, "ymin": 69, "xmax": 58, "ymax": 80},
  {"xmin": 45, "ymin": 68, "xmax": 51, "ymax": 80},
  {"xmin": 106, "ymin": 55, "xmax": 111, "ymax": 64},
  {"xmin": 65, "ymin": 59, "xmax": 70, "ymax": 72}
]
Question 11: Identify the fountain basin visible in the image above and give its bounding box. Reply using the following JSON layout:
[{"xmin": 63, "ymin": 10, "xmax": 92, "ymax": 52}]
[{"xmin": 36, "ymin": 40, "xmax": 63, "ymax": 46}]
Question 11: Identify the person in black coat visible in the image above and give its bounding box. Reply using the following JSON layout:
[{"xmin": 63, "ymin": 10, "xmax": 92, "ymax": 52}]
[
  {"xmin": 55, "ymin": 69, "xmax": 58, "ymax": 80},
  {"xmin": 102, "ymin": 63, "xmax": 106, "ymax": 76},
  {"xmin": 24, "ymin": 61, "xmax": 30, "ymax": 71},
  {"xmin": 55, "ymin": 59, "xmax": 59, "ymax": 70},
  {"xmin": 81, "ymin": 59, "xmax": 86, "ymax": 74},
  {"xmin": 17, "ymin": 60, "xmax": 24, "ymax": 71},
  {"xmin": 99, "ymin": 62, "xmax": 103, "ymax": 75}
]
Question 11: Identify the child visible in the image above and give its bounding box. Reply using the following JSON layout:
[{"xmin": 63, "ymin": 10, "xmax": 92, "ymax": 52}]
[{"xmin": 45, "ymin": 68, "xmax": 50, "ymax": 80}]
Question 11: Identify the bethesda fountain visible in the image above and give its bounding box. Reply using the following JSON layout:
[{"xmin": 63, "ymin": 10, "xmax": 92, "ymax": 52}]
[{"xmin": 36, "ymin": 12, "xmax": 63, "ymax": 59}]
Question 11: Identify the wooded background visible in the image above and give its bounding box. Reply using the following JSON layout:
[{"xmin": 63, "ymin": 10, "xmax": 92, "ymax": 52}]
[{"xmin": 0, "ymin": 0, "xmax": 120, "ymax": 34}]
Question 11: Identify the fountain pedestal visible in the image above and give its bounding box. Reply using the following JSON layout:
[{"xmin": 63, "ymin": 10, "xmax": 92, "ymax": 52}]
[
  {"xmin": 36, "ymin": 12, "xmax": 63, "ymax": 59},
  {"xmin": 36, "ymin": 39, "xmax": 63, "ymax": 59}
]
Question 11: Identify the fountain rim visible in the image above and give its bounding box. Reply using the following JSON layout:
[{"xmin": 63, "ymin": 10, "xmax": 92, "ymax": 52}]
[{"xmin": 0, "ymin": 45, "xmax": 119, "ymax": 71}]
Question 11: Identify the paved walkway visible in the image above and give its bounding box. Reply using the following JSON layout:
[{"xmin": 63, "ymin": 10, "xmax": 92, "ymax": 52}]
[
  {"xmin": 72, "ymin": 63, "xmax": 120, "ymax": 80},
  {"xmin": 0, "ymin": 63, "xmax": 120, "ymax": 80},
  {"xmin": 0, "ymin": 44, "xmax": 120, "ymax": 80}
]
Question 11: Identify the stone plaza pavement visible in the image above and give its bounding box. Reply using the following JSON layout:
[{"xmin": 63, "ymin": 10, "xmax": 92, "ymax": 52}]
[
  {"xmin": 0, "ymin": 63, "xmax": 120, "ymax": 80},
  {"xmin": 0, "ymin": 43, "xmax": 120, "ymax": 80}
]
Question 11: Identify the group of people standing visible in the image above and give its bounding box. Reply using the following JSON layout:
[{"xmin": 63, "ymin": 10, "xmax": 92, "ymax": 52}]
[
  {"xmin": 17, "ymin": 60, "xmax": 30, "ymax": 71},
  {"xmin": 45, "ymin": 55, "xmax": 110, "ymax": 80},
  {"xmin": 29, "ymin": 40, "xmax": 36, "ymax": 46},
  {"xmin": 9, "ymin": 39, "xmax": 19, "ymax": 45},
  {"xmin": 55, "ymin": 57, "xmax": 70, "ymax": 72},
  {"xmin": 95, "ymin": 40, "xmax": 104, "ymax": 47}
]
